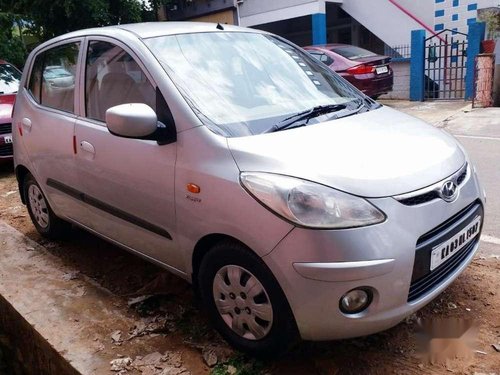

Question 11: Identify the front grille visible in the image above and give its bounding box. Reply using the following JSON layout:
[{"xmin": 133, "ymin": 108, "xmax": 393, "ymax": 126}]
[
  {"xmin": 0, "ymin": 123, "xmax": 11, "ymax": 135},
  {"xmin": 0, "ymin": 143, "xmax": 13, "ymax": 157},
  {"xmin": 456, "ymin": 168, "xmax": 467, "ymax": 185},
  {"xmin": 408, "ymin": 201, "xmax": 483, "ymax": 302},
  {"xmin": 396, "ymin": 163, "xmax": 469, "ymax": 206},
  {"xmin": 398, "ymin": 191, "xmax": 440, "ymax": 206}
]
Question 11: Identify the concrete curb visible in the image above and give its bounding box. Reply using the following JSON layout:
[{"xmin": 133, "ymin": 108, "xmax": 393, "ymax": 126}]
[{"xmin": 0, "ymin": 221, "xmax": 200, "ymax": 374}]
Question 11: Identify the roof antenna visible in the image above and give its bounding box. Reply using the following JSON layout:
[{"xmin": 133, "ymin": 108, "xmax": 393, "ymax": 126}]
[{"xmin": 216, "ymin": 23, "xmax": 224, "ymax": 30}]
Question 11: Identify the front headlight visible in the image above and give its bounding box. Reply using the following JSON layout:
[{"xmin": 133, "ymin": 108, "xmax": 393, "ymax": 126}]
[{"xmin": 240, "ymin": 172, "xmax": 385, "ymax": 229}]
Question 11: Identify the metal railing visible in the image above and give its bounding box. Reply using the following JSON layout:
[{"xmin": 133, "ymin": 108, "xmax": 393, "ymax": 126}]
[{"xmin": 384, "ymin": 44, "xmax": 411, "ymax": 60}]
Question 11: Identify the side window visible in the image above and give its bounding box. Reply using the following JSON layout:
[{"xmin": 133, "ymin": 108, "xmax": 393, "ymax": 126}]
[
  {"xmin": 28, "ymin": 43, "xmax": 79, "ymax": 112},
  {"xmin": 85, "ymin": 41, "xmax": 156, "ymax": 122}
]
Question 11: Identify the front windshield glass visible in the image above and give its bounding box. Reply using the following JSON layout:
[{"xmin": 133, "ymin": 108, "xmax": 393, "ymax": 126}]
[
  {"xmin": 0, "ymin": 63, "xmax": 21, "ymax": 94},
  {"xmin": 145, "ymin": 32, "xmax": 366, "ymax": 137}
]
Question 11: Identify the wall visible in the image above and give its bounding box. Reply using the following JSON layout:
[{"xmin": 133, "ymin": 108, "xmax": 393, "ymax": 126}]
[
  {"xmin": 341, "ymin": 0, "xmax": 428, "ymax": 46},
  {"xmin": 165, "ymin": 0, "xmax": 236, "ymax": 21},
  {"xmin": 395, "ymin": 0, "xmax": 435, "ymax": 27},
  {"xmin": 433, "ymin": 0, "xmax": 498, "ymax": 35},
  {"xmin": 238, "ymin": 0, "xmax": 331, "ymax": 27},
  {"xmin": 188, "ymin": 10, "xmax": 236, "ymax": 24}
]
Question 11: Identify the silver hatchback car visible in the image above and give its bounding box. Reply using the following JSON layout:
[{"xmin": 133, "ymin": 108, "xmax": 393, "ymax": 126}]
[{"xmin": 13, "ymin": 22, "xmax": 485, "ymax": 356}]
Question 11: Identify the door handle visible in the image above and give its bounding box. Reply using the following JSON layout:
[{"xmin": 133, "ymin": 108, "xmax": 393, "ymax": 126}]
[
  {"xmin": 80, "ymin": 141, "xmax": 95, "ymax": 155},
  {"xmin": 22, "ymin": 118, "xmax": 32, "ymax": 132}
]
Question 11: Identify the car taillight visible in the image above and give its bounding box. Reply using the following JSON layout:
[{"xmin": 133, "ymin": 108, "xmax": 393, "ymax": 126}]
[{"xmin": 346, "ymin": 64, "xmax": 375, "ymax": 75}]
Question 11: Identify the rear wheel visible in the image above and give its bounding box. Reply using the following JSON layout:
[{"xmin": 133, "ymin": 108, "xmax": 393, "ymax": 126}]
[
  {"xmin": 198, "ymin": 241, "xmax": 299, "ymax": 357},
  {"xmin": 24, "ymin": 174, "xmax": 71, "ymax": 239}
]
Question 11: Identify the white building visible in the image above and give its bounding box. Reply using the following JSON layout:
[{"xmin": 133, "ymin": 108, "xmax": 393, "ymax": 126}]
[{"xmin": 164, "ymin": 0, "xmax": 499, "ymax": 52}]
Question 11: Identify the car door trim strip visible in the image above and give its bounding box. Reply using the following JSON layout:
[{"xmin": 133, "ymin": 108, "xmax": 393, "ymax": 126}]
[{"xmin": 46, "ymin": 178, "xmax": 172, "ymax": 240}]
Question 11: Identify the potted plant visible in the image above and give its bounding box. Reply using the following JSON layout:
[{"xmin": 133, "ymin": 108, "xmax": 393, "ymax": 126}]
[{"xmin": 478, "ymin": 8, "xmax": 500, "ymax": 53}]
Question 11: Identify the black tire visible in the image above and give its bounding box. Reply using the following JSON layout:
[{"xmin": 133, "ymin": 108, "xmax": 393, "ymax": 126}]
[
  {"xmin": 24, "ymin": 173, "xmax": 71, "ymax": 239},
  {"xmin": 198, "ymin": 240, "xmax": 299, "ymax": 357}
]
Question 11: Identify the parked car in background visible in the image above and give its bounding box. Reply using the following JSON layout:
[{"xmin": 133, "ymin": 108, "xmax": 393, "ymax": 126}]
[
  {"xmin": 0, "ymin": 60, "xmax": 21, "ymax": 162},
  {"xmin": 304, "ymin": 44, "xmax": 393, "ymax": 99},
  {"xmin": 43, "ymin": 66, "xmax": 75, "ymax": 88},
  {"xmin": 13, "ymin": 23, "xmax": 484, "ymax": 357}
]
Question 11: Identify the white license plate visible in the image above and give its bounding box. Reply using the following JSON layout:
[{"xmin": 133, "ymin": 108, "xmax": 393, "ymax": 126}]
[
  {"xmin": 430, "ymin": 215, "xmax": 481, "ymax": 271},
  {"xmin": 376, "ymin": 66, "xmax": 389, "ymax": 74},
  {"xmin": 3, "ymin": 135, "xmax": 12, "ymax": 144}
]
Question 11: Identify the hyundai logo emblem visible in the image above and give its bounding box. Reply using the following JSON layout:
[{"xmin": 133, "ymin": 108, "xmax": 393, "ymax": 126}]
[{"xmin": 441, "ymin": 181, "xmax": 457, "ymax": 201}]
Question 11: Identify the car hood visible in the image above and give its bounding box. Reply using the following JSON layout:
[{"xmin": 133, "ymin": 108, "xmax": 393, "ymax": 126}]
[{"xmin": 227, "ymin": 106, "xmax": 465, "ymax": 198}]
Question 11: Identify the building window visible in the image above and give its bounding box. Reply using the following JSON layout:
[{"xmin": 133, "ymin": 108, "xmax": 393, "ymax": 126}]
[
  {"xmin": 434, "ymin": 23, "xmax": 445, "ymax": 31},
  {"xmin": 452, "ymin": 14, "xmax": 459, "ymax": 21},
  {"xmin": 467, "ymin": 3, "xmax": 477, "ymax": 11}
]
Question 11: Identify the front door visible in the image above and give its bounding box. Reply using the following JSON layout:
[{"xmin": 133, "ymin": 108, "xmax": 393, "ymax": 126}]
[{"xmin": 74, "ymin": 39, "xmax": 180, "ymax": 270}]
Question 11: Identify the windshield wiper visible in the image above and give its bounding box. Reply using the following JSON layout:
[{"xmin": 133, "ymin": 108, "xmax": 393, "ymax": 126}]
[{"xmin": 264, "ymin": 104, "xmax": 347, "ymax": 133}]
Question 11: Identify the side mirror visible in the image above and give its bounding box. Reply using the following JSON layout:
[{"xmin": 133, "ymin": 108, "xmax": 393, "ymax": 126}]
[{"xmin": 106, "ymin": 103, "xmax": 158, "ymax": 138}]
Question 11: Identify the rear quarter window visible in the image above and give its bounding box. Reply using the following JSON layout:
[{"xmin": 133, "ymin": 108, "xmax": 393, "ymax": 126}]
[{"xmin": 27, "ymin": 42, "xmax": 80, "ymax": 113}]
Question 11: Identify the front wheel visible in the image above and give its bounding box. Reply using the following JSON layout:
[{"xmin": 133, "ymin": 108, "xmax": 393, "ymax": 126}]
[
  {"xmin": 24, "ymin": 174, "xmax": 71, "ymax": 239},
  {"xmin": 198, "ymin": 241, "xmax": 299, "ymax": 357}
]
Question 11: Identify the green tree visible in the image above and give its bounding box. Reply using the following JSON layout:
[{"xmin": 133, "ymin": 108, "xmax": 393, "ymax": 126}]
[
  {"xmin": 0, "ymin": 10, "xmax": 26, "ymax": 67},
  {"xmin": 0, "ymin": 0, "xmax": 145, "ymax": 42}
]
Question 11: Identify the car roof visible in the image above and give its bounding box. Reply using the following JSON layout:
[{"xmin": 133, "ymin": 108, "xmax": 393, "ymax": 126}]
[{"xmin": 45, "ymin": 22, "xmax": 266, "ymax": 41}]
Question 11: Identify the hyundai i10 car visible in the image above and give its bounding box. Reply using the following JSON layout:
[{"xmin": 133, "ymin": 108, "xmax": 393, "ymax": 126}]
[{"xmin": 12, "ymin": 22, "xmax": 484, "ymax": 356}]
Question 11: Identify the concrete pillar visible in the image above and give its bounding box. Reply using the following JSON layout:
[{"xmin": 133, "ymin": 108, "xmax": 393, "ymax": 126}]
[
  {"xmin": 312, "ymin": 13, "xmax": 327, "ymax": 45},
  {"xmin": 410, "ymin": 29, "xmax": 426, "ymax": 101},
  {"xmin": 465, "ymin": 22, "xmax": 486, "ymax": 100}
]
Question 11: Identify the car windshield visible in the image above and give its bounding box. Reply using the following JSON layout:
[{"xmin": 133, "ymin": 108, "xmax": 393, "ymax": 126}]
[
  {"xmin": 0, "ymin": 63, "xmax": 21, "ymax": 94},
  {"xmin": 145, "ymin": 32, "xmax": 367, "ymax": 137},
  {"xmin": 331, "ymin": 46, "xmax": 378, "ymax": 60}
]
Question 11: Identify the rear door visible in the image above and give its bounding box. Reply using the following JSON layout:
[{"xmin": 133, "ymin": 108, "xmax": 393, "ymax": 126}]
[
  {"xmin": 17, "ymin": 40, "xmax": 84, "ymax": 219},
  {"xmin": 73, "ymin": 38, "xmax": 180, "ymax": 270}
]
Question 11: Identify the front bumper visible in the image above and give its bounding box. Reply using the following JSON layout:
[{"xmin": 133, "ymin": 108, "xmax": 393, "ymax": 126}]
[
  {"xmin": 262, "ymin": 167, "xmax": 484, "ymax": 341},
  {"xmin": 0, "ymin": 132, "xmax": 13, "ymax": 161}
]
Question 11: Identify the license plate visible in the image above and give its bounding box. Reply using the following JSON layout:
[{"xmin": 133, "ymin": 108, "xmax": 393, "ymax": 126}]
[
  {"xmin": 376, "ymin": 66, "xmax": 389, "ymax": 74},
  {"xmin": 3, "ymin": 135, "xmax": 12, "ymax": 144},
  {"xmin": 430, "ymin": 215, "xmax": 481, "ymax": 271}
]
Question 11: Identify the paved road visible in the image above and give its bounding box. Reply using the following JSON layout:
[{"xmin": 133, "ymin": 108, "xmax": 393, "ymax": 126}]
[{"xmin": 382, "ymin": 101, "xmax": 500, "ymax": 257}]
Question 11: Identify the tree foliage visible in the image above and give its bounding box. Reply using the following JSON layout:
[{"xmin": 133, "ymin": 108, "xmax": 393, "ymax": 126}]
[
  {"xmin": 0, "ymin": 10, "xmax": 27, "ymax": 67},
  {"xmin": 0, "ymin": 0, "xmax": 163, "ymax": 66}
]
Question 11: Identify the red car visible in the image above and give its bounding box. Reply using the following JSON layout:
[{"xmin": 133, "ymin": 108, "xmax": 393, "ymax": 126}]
[
  {"xmin": 0, "ymin": 60, "xmax": 21, "ymax": 163},
  {"xmin": 304, "ymin": 44, "xmax": 393, "ymax": 99}
]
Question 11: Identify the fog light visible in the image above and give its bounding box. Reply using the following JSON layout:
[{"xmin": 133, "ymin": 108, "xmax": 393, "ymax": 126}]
[{"xmin": 340, "ymin": 288, "xmax": 372, "ymax": 314}]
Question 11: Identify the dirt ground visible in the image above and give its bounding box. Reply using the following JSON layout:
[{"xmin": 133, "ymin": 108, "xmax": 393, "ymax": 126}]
[{"xmin": 0, "ymin": 161, "xmax": 499, "ymax": 375}]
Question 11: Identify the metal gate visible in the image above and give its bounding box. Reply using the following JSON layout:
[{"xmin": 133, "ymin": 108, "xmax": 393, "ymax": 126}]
[{"xmin": 424, "ymin": 29, "xmax": 468, "ymax": 100}]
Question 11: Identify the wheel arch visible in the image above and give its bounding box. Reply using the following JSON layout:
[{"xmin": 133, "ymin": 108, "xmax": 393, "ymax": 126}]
[
  {"xmin": 191, "ymin": 233, "xmax": 254, "ymax": 289},
  {"xmin": 15, "ymin": 164, "xmax": 31, "ymax": 204}
]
